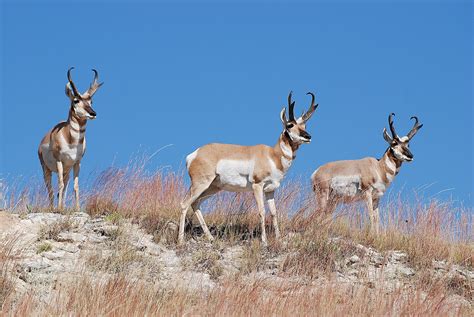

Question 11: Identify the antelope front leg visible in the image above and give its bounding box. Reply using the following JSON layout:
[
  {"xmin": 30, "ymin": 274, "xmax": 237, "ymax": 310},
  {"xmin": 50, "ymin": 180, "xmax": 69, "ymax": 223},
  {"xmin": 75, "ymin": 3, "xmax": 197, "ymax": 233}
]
[
  {"xmin": 56, "ymin": 161, "xmax": 65, "ymax": 210},
  {"xmin": 265, "ymin": 191, "xmax": 281, "ymax": 240},
  {"xmin": 365, "ymin": 190, "xmax": 377, "ymax": 234},
  {"xmin": 73, "ymin": 163, "xmax": 81, "ymax": 211},
  {"xmin": 252, "ymin": 183, "xmax": 268, "ymax": 246},
  {"xmin": 372, "ymin": 197, "xmax": 381, "ymax": 235},
  {"xmin": 42, "ymin": 168, "xmax": 54, "ymax": 208}
]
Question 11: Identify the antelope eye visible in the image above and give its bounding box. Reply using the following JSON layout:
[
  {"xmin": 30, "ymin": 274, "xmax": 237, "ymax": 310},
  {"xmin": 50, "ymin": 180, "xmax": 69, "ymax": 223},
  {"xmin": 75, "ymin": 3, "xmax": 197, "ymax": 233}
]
[
  {"xmin": 73, "ymin": 99, "xmax": 80, "ymax": 104},
  {"xmin": 286, "ymin": 123, "xmax": 294, "ymax": 129}
]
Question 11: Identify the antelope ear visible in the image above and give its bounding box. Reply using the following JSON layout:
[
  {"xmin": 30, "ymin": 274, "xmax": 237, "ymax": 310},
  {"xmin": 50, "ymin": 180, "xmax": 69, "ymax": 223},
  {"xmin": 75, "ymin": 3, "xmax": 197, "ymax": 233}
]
[
  {"xmin": 65, "ymin": 82, "xmax": 75, "ymax": 99},
  {"xmin": 280, "ymin": 107, "xmax": 288, "ymax": 126},
  {"xmin": 383, "ymin": 128, "xmax": 393, "ymax": 144}
]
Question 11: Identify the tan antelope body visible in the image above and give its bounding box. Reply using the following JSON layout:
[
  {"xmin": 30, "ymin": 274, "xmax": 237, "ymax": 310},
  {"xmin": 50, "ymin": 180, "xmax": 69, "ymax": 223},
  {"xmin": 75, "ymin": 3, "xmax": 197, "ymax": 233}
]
[
  {"xmin": 38, "ymin": 68, "xmax": 103, "ymax": 210},
  {"xmin": 311, "ymin": 113, "xmax": 423, "ymax": 233},
  {"xmin": 178, "ymin": 92, "xmax": 319, "ymax": 245}
]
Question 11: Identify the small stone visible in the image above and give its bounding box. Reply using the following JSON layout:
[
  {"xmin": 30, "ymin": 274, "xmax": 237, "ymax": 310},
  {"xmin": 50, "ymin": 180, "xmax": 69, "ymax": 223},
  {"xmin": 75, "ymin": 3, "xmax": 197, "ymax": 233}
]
[
  {"xmin": 433, "ymin": 260, "xmax": 447, "ymax": 270},
  {"xmin": 88, "ymin": 235, "xmax": 107, "ymax": 243},
  {"xmin": 397, "ymin": 266, "xmax": 415, "ymax": 277},
  {"xmin": 59, "ymin": 244, "xmax": 80, "ymax": 253},
  {"xmin": 57, "ymin": 232, "xmax": 86, "ymax": 243},
  {"xmin": 42, "ymin": 250, "xmax": 66, "ymax": 260},
  {"xmin": 27, "ymin": 213, "xmax": 62, "ymax": 224},
  {"xmin": 21, "ymin": 258, "xmax": 52, "ymax": 272},
  {"xmin": 389, "ymin": 251, "xmax": 408, "ymax": 263},
  {"xmin": 347, "ymin": 255, "xmax": 360, "ymax": 266}
]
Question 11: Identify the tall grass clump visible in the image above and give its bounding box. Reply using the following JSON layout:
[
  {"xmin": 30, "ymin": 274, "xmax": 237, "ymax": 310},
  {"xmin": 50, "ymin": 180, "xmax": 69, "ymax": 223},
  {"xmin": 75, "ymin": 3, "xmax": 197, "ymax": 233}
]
[{"xmin": 0, "ymin": 236, "xmax": 18, "ymax": 309}]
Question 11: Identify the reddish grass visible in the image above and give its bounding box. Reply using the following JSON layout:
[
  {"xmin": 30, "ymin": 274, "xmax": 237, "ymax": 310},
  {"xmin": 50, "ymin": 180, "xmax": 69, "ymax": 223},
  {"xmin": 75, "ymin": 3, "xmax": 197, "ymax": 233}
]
[
  {"xmin": 2, "ymin": 274, "xmax": 470, "ymax": 316},
  {"xmin": 1, "ymin": 156, "xmax": 472, "ymax": 315}
]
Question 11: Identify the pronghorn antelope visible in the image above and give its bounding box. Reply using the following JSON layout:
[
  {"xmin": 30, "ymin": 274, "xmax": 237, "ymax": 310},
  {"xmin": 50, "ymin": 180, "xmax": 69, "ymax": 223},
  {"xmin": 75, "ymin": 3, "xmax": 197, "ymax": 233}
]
[
  {"xmin": 38, "ymin": 67, "xmax": 103, "ymax": 210},
  {"xmin": 178, "ymin": 92, "xmax": 319, "ymax": 245},
  {"xmin": 311, "ymin": 113, "xmax": 423, "ymax": 234}
]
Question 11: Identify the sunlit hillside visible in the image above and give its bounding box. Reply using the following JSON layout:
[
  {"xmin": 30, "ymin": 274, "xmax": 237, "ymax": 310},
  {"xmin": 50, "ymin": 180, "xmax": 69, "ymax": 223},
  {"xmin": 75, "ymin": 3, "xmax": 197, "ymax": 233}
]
[{"xmin": 0, "ymin": 156, "xmax": 472, "ymax": 316}]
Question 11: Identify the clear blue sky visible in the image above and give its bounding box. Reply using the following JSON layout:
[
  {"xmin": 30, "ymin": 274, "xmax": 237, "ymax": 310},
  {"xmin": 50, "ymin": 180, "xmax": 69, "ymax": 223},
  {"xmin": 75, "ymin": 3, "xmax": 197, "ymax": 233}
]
[{"xmin": 1, "ymin": 1, "xmax": 472, "ymax": 206}]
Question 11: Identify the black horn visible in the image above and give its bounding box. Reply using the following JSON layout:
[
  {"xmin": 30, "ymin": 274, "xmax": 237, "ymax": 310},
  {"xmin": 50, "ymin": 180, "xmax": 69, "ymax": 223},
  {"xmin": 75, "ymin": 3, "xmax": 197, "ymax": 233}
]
[
  {"xmin": 300, "ymin": 92, "xmax": 318, "ymax": 123},
  {"xmin": 87, "ymin": 68, "xmax": 103, "ymax": 96},
  {"xmin": 67, "ymin": 67, "xmax": 80, "ymax": 97},
  {"xmin": 288, "ymin": 91, "xmax": 295, "ymax": 122},
  {"xmin": 407, "ymin": 116, "xmax": 423, "ymax": 140},
  {"xmin": 388, "ymin": 113, "xmax": 398, "ymax": 139}
]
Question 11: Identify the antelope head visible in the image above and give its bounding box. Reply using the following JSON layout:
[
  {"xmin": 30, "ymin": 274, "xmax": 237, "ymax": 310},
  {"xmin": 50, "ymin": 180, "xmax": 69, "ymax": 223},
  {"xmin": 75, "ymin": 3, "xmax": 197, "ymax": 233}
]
[
  {"xmin": 383, "ymin": 113, "xmax": 423, "ymax": 162},
  {"xmin": 65, "ymin": 67, "xmax": 103, "ymax": 120},
  {"xmin": 280, "ymin": 91, "xmax": 318, "ymax": 144}
]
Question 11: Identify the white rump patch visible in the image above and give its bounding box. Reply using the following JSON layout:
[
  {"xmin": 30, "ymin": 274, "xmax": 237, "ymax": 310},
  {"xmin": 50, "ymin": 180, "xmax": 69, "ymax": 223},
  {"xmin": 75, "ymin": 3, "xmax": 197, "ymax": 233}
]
[
  {"xmin": 330, "ymin": 175, "xmax": 362, "ymax": 197},
  {"xmin": 311, "ymin": 168, "xmax": 320, "ymax": 181},
  {"xmin": 186, "ymin": 149, "xmax": 199, "ymax": 169}
]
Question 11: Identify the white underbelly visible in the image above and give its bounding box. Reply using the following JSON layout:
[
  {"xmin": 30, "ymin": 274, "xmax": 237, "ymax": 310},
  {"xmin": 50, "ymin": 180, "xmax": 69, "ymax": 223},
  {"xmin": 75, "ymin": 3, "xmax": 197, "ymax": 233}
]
[
  {"xmin": 330, "ymin": 175, "xmax": 363, "ymax": 198},
  {"xmin": 215, "ymin": 159, "xmax": 254, "ymax": 192}
]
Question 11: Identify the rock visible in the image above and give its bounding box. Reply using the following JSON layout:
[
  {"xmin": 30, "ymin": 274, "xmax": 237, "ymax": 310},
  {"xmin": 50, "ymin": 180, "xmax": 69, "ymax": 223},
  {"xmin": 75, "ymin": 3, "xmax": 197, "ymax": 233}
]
[
  {"xmin": 93, "ymin": 224, "xmax": 119, "ymax": 236},
  {"xmin": 346, "ymin": 255, "xmax": 361, "ymax": 266},
  {"xmin": 88, "ymin": 235, "xmax": 108, "ymax": 244},
  {"xmin": 57, "ymin": 232, "xmax": 86, "ymax": 243},
  {"xmin": 433, "ymin": 260, "xmax": 447, "ymax": 270},
  {"xmin": 58, "ymin": 244, "xmax": 80, "ymax": 253},
  {"xmin": 42, "ymin": 250, "xmax": 66, "ymax": 260},
  {"xmin": 396, "ymin": 265, "xmax": 415, "ymax": 277},
  {"xmin": 26, "ymin": 213, "xmax": 62, "ymax": 224},
  {"xmin": 20, "ymin": 257, "xmax": 52, "ymax": 272},
  {"xmin": 176, "ymin": 271, "xmax": 215, "ymax": 291},
  {"xmin": 70, "ymin": 212, "xmax": 90, "ymax": 227}
]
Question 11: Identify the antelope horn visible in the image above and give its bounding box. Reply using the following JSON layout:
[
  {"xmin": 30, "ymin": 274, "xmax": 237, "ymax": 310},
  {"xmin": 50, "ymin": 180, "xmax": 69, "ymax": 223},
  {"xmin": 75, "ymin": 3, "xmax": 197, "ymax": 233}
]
[
  {"xmin": 88, "ymin": 68, "xmax": 103, "ymax": 96},
  {"xmin": 288, "ymin": 91, "xmax": 295, "ymax": 122},
  {"xmin": 67, "ymin": 67, "xmax": 80, "ymax": 97},
  {"xmin": 92, "ymin": 69, "xmax": 99, "ymax": 84},
  {"xmin": 301, "ymin": 92, "xmax": 318, "ymax": 123},
  {"xmin": 388, "ymin": 113, "xmax": 398, "ymax": 139},
  {"xmin": 407, "ymin": 116, "xmax": 423, "ymax": 140}
]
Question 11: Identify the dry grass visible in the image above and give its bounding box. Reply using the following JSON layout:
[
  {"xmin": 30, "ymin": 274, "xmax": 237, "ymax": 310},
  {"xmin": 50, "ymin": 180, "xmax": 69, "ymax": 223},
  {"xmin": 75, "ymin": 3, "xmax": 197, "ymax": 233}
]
[
  {"xmin": 2, "ymin": 274, "xmax": 471, "ymax": 316},
  {"xmin": 0, "ymin": 236, "xmax": 17, "ymax": 309},
  {"xmin": 85, "ymin": 228, "xmax": 142, "ymax": 274},
  {"xmin": 183, "ymin": 247, "xmax": 224, "ymax": 280},
  {"xmin": 1, "ymin": 155, "xmax": 472, "ymax": 315},
  {"xmin": 36, "ymin": 242, "xmax": 52, "ymax": 254},
  {"xmin": 38, "ymin": 217, "xmax": 76, "ymax": 241}
]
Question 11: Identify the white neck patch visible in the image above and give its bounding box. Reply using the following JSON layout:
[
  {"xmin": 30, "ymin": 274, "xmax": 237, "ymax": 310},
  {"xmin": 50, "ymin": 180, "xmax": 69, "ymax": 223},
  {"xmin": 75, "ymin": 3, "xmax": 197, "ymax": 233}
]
[
  {"xmin": 279, "ymin": 140, "xmax": 293, "ymax": 173},
  {"xmin": 384, "ymin": 154, "xmax": 397, "ymax": 174},
  {"xmin": 280, "ymin": 140, "xmax": 293, "ymax": 158}
]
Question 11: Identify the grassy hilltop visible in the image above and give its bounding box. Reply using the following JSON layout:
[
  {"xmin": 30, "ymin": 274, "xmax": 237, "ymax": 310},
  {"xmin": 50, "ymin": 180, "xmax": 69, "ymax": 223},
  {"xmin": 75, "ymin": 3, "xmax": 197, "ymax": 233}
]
[{"xmin": 1, "ymin": 161, "xmax": 473, "ymax": 316}]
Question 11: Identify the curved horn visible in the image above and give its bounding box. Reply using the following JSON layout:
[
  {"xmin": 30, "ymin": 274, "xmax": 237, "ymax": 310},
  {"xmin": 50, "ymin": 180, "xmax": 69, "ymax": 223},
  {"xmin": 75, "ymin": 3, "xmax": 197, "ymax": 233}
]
[
  {"xmin": 300, "ymin": 92, "xmax": 318, "ymax": 123},
  {"xmin": 407, "ymin": 116, "xmax": 423, "ymax": 140},
  {"xmin": 67, "ymin": 67, "xmax": 80, "ymax": 97},
  {"xmin": 92, "ymin": 68, "xmax": 99, "ymax": 84},
  {"xmin": 388, "ymin": 113, "xmax": 398, "ymax": 139},
  {"xmin": 88, "ymin": 68, "xmax": 103, "ymax": 96},
  {"xmin": 288, "ymin": 91, "xmax": 295, "ymax": 122}
]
